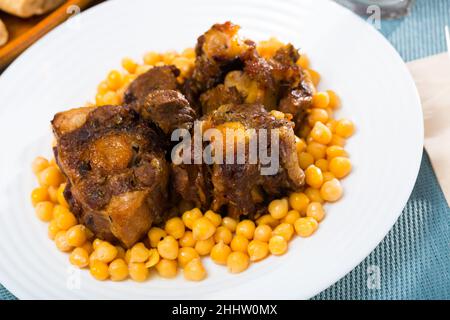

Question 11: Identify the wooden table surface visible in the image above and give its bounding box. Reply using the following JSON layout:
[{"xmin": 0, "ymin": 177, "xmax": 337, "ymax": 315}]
[{"xmin": 0, "ymin": 0, "xmax": 104, "ymax": 70}]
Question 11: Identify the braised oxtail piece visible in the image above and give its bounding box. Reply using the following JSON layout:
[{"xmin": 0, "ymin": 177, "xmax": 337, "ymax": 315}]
[{"xmin": 52, "ymin": 105, "xmax": 170, "ymax": 248}]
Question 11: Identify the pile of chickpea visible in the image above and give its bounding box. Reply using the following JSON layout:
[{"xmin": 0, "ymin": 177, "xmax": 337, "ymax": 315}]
[{"xmin": 31, "ymin": 40, "xmax": 354, "ymax": 282}]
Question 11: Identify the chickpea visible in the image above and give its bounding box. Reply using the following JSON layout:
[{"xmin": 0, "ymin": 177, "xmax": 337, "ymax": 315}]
[
  {"xmin": 230, "ymin": 234, "xmax": 249, "ymax": 253},
  {"xmin": 210, "ymin": 242, "xmax": 231, "ymax": 265},
  {"xmin": 253, "ymin": 224, "xmax": 272, "ymax": 242},
  {"xmin": 38, "ymin": 166, "xmax": 63, "ymax": 188},
  {"xmin": 320, "ymin": 178, "xmax": 343, "ymax": 202},
  {"xmin": 47, "ymin": 186, "xmax": 58, "ymax": 203},
  {"xmin": 329, "ymin": 157, "xmax": 352, "ymax": 179},
  {"xmin": 294, "ymin": 217, "xmax": 319, "ymax": 237},
  {"xmin": 121, "ymin": 57, "xmax": 137, "ymax": 74},
  {"xmin": 192, "ymin": 217, "xmax": 216, "ymax": 241},
  {"xmin": 330, "ymin": 134, "xmax": 346, "ymax": 147},
  {"xmin": 165, "ymin": 217, "xmax": 185, "ymax": 239},
  {"xmin": 48, "ymin": 220, "xmax": 60, "ymax": 240},
  {"xmin": 97, "ymin": 80, "xmax": 109, "ymax": 95},
  {"xmin": 305, "ymin": 165, "xmax": 324, "ymax": 189},
  {"xmin": 55, "ymin": 209, "xmax": 77, "ymax": 230},
  {"xmin": 109, "ymin": 258, "xmax": 129, "ymax": 281},
  {"xmin": 308, "ymin": 108, "xmax": 328, "ymax": 127},
  {"xmin": 214, "ymin": 226, "xmax": 233, "ymax": 244},
  {"xmin": 273, "ymin": 223, "xmax": 294, "ymax": 241},
  {"xmin": 304, "ymin": 187, "xmax": 324, "ymax": 204},
  {"xmin": 195, "ymin": 237, "xmax": 215, "ymax": 256},
  {"xmin": 298, "ymin": 152, "xmax": 314, "ymax": 170},
  {"xmin": 130, "ymin": 242, "xmax": 149, "ymax": 263},
  {"xmin": 326, "ymin": 145, "xmax": 348, "ymax": 159},
  {"xmin": 157, "ymin": 235, "xmax": 179, "ymax": 260},
  {"xmin": 326, "ymin": 119, "xmax": 338, "ymax": 133},
  {"xmin": 256, "ymin": 214, "xmax": 279, "ymax": 229},
  {"xmin": 184, "ymin": 258, "xmax": 206, "ymax": 281},
  {"xmin": 204, "ymin": 210, "xmax": 222, "ymax": 227},
  {"xmin": 129, "ymin": 262, "xmax": 149, "ymax": 282},
  {"xmin": 288, "ymin": 192, "xmax": 310, "ymax": 213},
  {"xmin": 315, "ymin": 159, "xmax": 328, "ymax": 172},
  {"xmin": 323, "ymin": 171, "xmax": 336, "ymax": 182},
  {"xmin": 178, "ymin": 247, "xmax": 199, "ymax": 268},
  {"xmin": 35, "ymin": 201, "xmax": 54, "ymax": 222},
  {"xmin": 268, "ymin": 236, "xmax": 288, "ymax": 256},
  {"xmin": 227, "ymin": 252, "xmax": 250, "ymax": 274},
  {"xmin": 95, "ymin": 241, "xmax": 118, "ymax": 263},
  {"xmin": 221, "ymin": 217, "xmax": 238, "ymax": 232},
  {"xmin": 145, "ymin": 249, "xmax": 160, "ymax": 268},
  {"xmin": 148, "ymin": 227, "xmax": 167, "ymax": 248},
  {"xmin": 55, "ymin": 231, "xmax": 73, "ymax": 252},
  {"xmin": 182, "ymin": 208, "xmax": 203, "ymax": 229},
  {"xmin": 312, "ymin": 91, "xmax": 330, "ymax": 109},
  {"xmin": 92, "ymin": 238, "xmax": 103, "ymax": 250},
  {"xmin": 306, "ymin": 202, "xmax": 325, "ymax": 222},
  {"xmin": 155, "ymin": 259, "xmax": 178, "ymax": 278},
  {"xmin": 69, "ymin": 247, "xmax": 89, "ymax": 268},
  {"xmin": 268, "ymin": 198, "xmax": 289, "ymax": 219},
  {"xmin": 179, "ymin": 231, "xmax": 196, "ymax": 247},
  {"xmin": 32, "ymin": 156, "xmax": 49, "ymax": 175},
  {"xmin": 66, "ymin": 225, "xmax": 87, "ymax": 247},
  {"xmin": 281, "ymin": 210, "xmax": 301, "ymax": 224},
  {"xmin": 327, "ymin": 90, "xmax": 341, "ymax": 109},
  {"xmin": 295, "ymin": 136, "xmax": 307, "ymax": 153},
  {"xmin": 306, "ymin": 142, "xmax": 327, "ymax": 161},
  {"xmin": 247, "ymin": 240, "xmax": 269, "ymax": 261},
  {"xmin": 144, "ymin": 51, "xmax": 161, "ymax": 65},
  {"xmin": 335, "ymin": 119, "xmax": 354, "ymax": 138},
  {"xmin": 310, "ymin": 122, "xmax": 332, "ymax": 145},
  {"xmin": 90, "ymin": 260, "xmax": 109, "ymax": 281},
  {"xmin": 236, "ymin": 220, "xmax": 256, "ymax": 240},
  {"xmin": 31, "ymin": 187, "xmax": 49, "ymax": 206},
  {"xmin": 106, "ymin": 70, "xmax": 123, "ymax": 90}
]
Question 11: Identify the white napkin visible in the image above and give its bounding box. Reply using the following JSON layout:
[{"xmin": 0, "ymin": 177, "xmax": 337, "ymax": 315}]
[{"xmin": 407, "ymin": 53, "xmax": 450, "ymax": 205}]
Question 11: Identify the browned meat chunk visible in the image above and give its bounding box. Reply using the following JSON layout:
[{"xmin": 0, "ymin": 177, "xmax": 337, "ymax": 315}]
[
  {"xmin": 184, "ymin": 22, "xmax": 313, "ymax": 125},
  {"xmin": 183, "ymin": 22, "xmax": 252, "ymax": 109},
  {"xmin": 123, "ymin": 66, "xmax": 198, "ymax": 135},
  {"xmin": 141, "ymin": 89, "xmax": 196, "ymax": 134},
  {"xmin": 171, "ymin": 162, "xmax": 211, "ymax": 210},
  {"xmin": 52, "ymin": 105, "xmax": 169, "ymax": 247},
  {"xmin": 124, "ymin": 65, "xmax": 179, "ymax": 105},
  {"xmin": 199, "ymin": 84, "xmax": 243, "ymax": 114},
  {"xmin": 279, "ymin": 80, "xmax": 314, "ymax": 126},
  {"xmin": 172, "ymin": 104, "xmax": 305, "ymax": 219}
]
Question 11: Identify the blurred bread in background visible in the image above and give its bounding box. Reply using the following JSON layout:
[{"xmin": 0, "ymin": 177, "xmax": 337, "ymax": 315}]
[
  {"xmin": 0, "ymin": 0, "xmax": 65, "ymax": 18},
  {"xmin": 0, "ymin": 18, "xmax": 7, "ymax": 46}
]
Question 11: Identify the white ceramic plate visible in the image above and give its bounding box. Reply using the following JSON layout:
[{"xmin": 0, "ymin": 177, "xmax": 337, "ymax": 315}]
[{"xmin": 0, "ymin": 0, "xmax": 423, "ymax": 299}]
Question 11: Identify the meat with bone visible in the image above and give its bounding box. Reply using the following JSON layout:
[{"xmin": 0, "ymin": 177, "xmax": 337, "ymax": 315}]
[
  {"xmin": 172, "ymin": 104, "xmax": 305, "ymax": 219},
  {"xmin": 124, "ymin": 65, "xmax": 179, "ymax": 105},
  {"xmin": 124, "ymin": 66, "xmax": 197, "ymax": 135},
  {"xmin": 52, "ymin": 105, "xmax": 170, "ymax": 248},
  {"xmin": 182, "ymin": 22, "xmax": 251, "ymax": 110},
  {"xmin": 183, "ymin": 21, "xmax": 313, "ymax": 127}
]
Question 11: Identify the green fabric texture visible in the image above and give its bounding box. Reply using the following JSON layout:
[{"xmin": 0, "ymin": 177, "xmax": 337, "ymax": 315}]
[{"xmin": 1, "ymin": 0, "xmax": 449, "ymax": 300}]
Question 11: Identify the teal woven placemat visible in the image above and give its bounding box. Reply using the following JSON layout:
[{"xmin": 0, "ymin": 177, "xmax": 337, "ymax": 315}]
[
  {"xmin": 313, "ymin": 0, "xmax": 450, "ymax": 300},
  {"xmin": 1, "ymin": 0, "xmax": 449, "ymax": 300}
]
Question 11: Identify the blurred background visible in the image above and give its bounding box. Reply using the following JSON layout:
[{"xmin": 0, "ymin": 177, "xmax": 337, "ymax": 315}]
[{"xmin": 0, "ymin": 0, "xmax": 417, "ymax": 69}]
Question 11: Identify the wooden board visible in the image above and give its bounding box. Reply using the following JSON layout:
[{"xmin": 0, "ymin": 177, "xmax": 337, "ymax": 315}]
[{"xmin": 0, "ymin": 0, "xmax": 101, "ymax": 70}]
